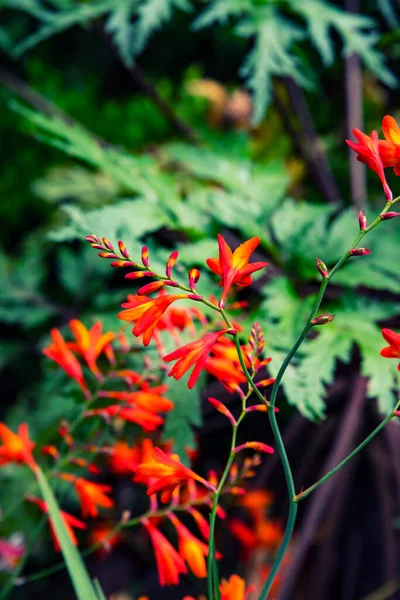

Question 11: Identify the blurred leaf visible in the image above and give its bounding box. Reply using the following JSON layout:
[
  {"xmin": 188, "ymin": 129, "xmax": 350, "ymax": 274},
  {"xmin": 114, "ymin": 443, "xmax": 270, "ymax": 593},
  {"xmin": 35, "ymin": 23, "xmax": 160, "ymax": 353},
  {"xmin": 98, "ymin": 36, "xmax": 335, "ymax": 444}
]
[{"xmin": 162, "ymin": 375, "xmax": 203, "ymax": 460}]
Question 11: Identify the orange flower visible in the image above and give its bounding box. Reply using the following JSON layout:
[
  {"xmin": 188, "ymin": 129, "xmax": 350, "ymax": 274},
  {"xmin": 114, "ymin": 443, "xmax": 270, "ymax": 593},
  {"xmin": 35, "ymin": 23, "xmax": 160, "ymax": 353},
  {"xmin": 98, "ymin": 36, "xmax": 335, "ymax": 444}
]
[
  {"xmin": 379, "ymin": 115, "xmax": 400, "ymax": 174},
  {"xmin": 60, "ymin": 474, "xmax": 114, "ymax": 518},
  {"xmin": 118, "ymin": 294, "xmax": 189, "ymax": 346},
  {"xmin": 108, "ymin": 441, "xmax": 141, "ymax": 475},
  {"xmin": 98, "ymin": 389, "xmax": 174, "ymax": 414},
  {"xmin": 380, "ymin": 328, "xmax": 400, "ymax": 370},
  {"xmin": 85, "ymin": 404, "xmax": 164, "ymax": 431},
  {"xmin": 43, "ymin": 329, "xmax": 89, "ymax": 397},
  {"xmin": 220, "ymin": 574, "xmax": 254, "ymax": 600},
  {"xmin": 0, "ymin": 423, "xmax": 36, "ymax": 471},
  {"xmin": 27, "ymin": 496, "xmax": 87, "ymax": 551},
  {"xmin": 205, "ymin": 338, "xmax": 247, "ymax": 391},
  {"xmin": 168, "ymin": 514, "xmax": 210, "ymax": 578},
  {"xmin": 68, "ymin": 320, "xmax": 114, "ymax": 381},
  {"xmin": 346, "ymin": 129, "xmax": 393, "ymax": 201},
  {"xmin": 206, "ymin": 235, "xmax": 268, "ymax": 308},
  {"xmin": 163, "ymin": 330, "xmax": 230, "ymax": 389},
  {"xmin": 137, "ymin": 447, "xmax": 216, "ymax": 503},
  {"xmin": 143, "ymin": 519, "xmax": 187, "ymax": 586}
]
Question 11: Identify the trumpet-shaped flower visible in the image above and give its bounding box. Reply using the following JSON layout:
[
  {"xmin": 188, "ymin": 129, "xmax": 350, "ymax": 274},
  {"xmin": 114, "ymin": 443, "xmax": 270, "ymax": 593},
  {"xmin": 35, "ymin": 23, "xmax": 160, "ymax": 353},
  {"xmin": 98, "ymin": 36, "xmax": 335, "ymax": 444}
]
[
  {"xmin": 206, "ymin": 235, "xmax": 268, "ymax": 307},
  {"xmin": 143, "ymin": 519, "xmax": 187, "ymax": 586},
  {"xmin": 220, "ymin": 574, "xmax": 254, "ymax": 600},
  {"xmin": 68, "ymin": 320, "xmax": 114, "ymax": 381},
  {"xmin": 0, "ymin": 423, "xmax": 36, "ymax": 471},
  {"xmin": 379, "ymin": 115, "xmax": 400, "ymax": 174},
  {"xmin": 43, "ymin": 329, "xmax": 89, "ymax": 397},
  {"xmin": 137, "ymin": 447, "xmax": 216, "ymax": 503},
  {"xmin": 118, "ymin": 294, "xmax": 189, "ymax": 346},
  {"xmin": 346, "ymin": 129, "xmax": 393, "ymax": 201},
  {"xmin": 27, "ymin": 496, "xmax": 87, "ymax": 551},
  {"xmin": 380, "ymin": 328, "xmax": 400, "ymax": 370},
  {"xmin": 60, "ymin": 474, "xmax": 114, "ymax": 519},
  {"xmin": 163, "ymin": 330, "xmax": 230, "ymax": 389},
  {"xmin": 168, "ymin": 514, "xmax": 211, "ymax": 578}
]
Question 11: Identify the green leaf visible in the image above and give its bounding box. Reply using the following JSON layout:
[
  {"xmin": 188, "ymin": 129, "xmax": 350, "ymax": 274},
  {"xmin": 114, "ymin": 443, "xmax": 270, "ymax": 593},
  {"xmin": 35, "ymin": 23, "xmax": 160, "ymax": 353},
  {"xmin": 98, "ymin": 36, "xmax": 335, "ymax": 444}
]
[
  {"xmin": 35, "ymin": 466, "xmax": 98, "ymax": 600},
  {"xmin": 162, "ymin": 375, "xmax": 203, "ymax": 461}
]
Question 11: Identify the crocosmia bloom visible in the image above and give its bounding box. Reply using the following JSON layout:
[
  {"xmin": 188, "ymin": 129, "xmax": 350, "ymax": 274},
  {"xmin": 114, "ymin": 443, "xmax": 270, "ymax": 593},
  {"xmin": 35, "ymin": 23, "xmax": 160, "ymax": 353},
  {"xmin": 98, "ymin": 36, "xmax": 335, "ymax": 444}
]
[
  {"xmin": 0, "ymin": 423, "xmax": 36, "ymax": 471},
  {"xmin": 380, "ymin": 328, "xmax": 400, "ymax": 370},
  {"xmin": 118, "ymin": 294, "xmax": 189, "ymax": 346},
  {"xmin": 206, "ymin": 235, "xmax": 268, "ymax": 308},
  {"xmin": 346, "ymin": 129, "xmax": 393, "ymax": 201},
  {"xmin": 168, "ymin": 514, "xmax": 210, "ymax": 578},
  {"xmin": 220, "ymin": 574, "xmax": 254, "ymax": 600},
  {"xmin": 68, "ymin": 320, "xmax": 115, "ymax": 381},
  {"xmin": 60, "ymin": 474, "xmax": 114, "ymax": 518},
  {"xmin": 163, "ymin": 329, "xmax": 230, "ymax": 389},
  {"xmin": 43, "ymin": 329, "xmax": 89, "ymax": 397},
  {"xmin": 143, "ymin": 519, "xmax": 187, "ymax": 586},
  {"xmin": 379, "ymin": 115, "xmax": 400, "ymax": 175},
  {"xmin": 137, "ymin": 447, "xmax": 216, "ymax": 503}
]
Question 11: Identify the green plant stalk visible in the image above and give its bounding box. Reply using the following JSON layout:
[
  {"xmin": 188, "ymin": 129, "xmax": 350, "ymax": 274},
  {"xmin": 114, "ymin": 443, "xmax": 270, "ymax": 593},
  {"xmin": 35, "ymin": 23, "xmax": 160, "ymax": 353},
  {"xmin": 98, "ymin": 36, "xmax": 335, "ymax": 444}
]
[
  {"xmin": 294, "ymin": 400, "xmax": 400, "ymax": 502},
  {"xmin": 259, "ymin": 198, "xmax": 397, "ymax": 599}
]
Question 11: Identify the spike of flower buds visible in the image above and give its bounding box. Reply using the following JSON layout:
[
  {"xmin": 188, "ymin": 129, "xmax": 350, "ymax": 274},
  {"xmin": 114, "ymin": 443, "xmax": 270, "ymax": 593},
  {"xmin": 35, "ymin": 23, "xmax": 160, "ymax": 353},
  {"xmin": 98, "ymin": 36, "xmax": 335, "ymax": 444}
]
[
  {"xmin": 316, "ymin": 257, "xmax": 329, "ymax": 278},
  {"xmin": 137, "ymin": 281, "xmax": 165, "ymax": 295},
  {"xmin": 118, "ymin": 240, "xmax": 130, "ymax": 258},
  {"xmin": 349, "ymin": 248, "xmax": 372, "ymax": 256},
  {"xmin": 233, "ymin": 442, "xmax": 274, "ymax": 454},
  {"xmin": 86, "ymin": 234, "xmax": 101, "ymax": 244},
  {"xmin": 380, "ymin": 211, "xmax": 400, "ymax": 220},
  {"xmin": 98, "ymin": 252, "xmax": 119, "ymax": 259},
  {"xmin": 125, "ymin": 271, "xmax": 156, "ymax": 280},
  {"xmin": 166, "ymin": 251, "xmax": 179, "ymax": 279},
  {"xmin": 141, "ymin": 246, "xmax": 150, "ymax": 268},
  {"xmin": 208, "ymin": 397, "xmax": 236, "ymax": 426},
  {"xmin": 311, "ymin": 314, "xmax": 335, "ymax": 326},
  {"xmin": 188, "ymin": 268, "xmax": 200, "ymax": 291},
  {"xmin": 358, "ymin": 211, "xmax": 367, "ymax": 230}
]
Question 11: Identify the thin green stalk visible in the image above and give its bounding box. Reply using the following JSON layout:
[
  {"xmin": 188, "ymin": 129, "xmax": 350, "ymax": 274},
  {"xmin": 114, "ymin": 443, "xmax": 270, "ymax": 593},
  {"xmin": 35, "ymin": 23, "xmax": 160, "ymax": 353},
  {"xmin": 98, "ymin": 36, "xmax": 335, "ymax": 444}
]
[{"xmin": 294, "ymin": 402, "xmax": 400, "ymax": 502}]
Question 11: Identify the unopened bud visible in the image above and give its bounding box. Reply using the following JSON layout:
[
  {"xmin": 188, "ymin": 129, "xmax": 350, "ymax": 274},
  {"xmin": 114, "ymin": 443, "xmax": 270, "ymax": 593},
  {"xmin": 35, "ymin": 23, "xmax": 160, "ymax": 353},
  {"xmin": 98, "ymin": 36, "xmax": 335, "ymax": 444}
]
[
  {"xmin": 188, "ymin": 268, "xmax": 200, "ymax": 291},
  {"xmin": 349, "ymin": 248, "xmax": 371, "ymax": 256},
  {"xmin": 311, "ymin": 314, "xmax": 335, "ymax": 326},
  {"xmin": 358, "ymin": 211, "xmax": 367, "ymax": 230},
  {"xmin": 102, "ymin": 238, "xmax": 114, "ymax": 251},
  {"xmin": 141, "ymin": 246, "xmax": 150, "ymax": 268},
  {"xmin": 316, "ymin": 257, "xmax": 329, "ymax": 278},
  {"xmin": 233, "ymin": 441, "xmax": 274, "ymax": 455},
  {"xmin": 381, "ymin": 211, "xmax": 400, "ymax": 220},
  {"xmin": 110, "ymin": 261, "xmax": 127, "ymax": 268},
  {"xmin": 86, "ymin": 234, "xmax": 101, "ymax": 244},
  {"xmin": 166, "ymin": 251, "xmax": 179, "ymax": 278},
  {"xmin": 125, "ymin": 271, "xmax": 156, "ymax": 280},
  {"xmin": 98, "ymin": 252, "xmax": 119, "ymax": 259},
  {"xmin": 137, "ymin": 281, "xmax": 165, "ymax": 295},
  {"xmin": 208, "ymin": 397, "xmax": 236, "ymax": 426},
  {"xmin": 118, "ymin": 240, "xmax": 130, "ymax": 258}
]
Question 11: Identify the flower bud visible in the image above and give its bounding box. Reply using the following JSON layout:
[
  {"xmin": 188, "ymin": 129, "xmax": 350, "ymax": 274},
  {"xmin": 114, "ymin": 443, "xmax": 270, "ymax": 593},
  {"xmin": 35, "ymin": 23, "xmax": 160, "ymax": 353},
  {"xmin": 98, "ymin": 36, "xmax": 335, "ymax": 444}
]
[
  {"xmin": 125, "ymin": 271, "xmax": 156, "ymax": 280},
  {"xmin": 349, "ymin": 248, "xmax": 372, "ymax": 256},
  {"xmin": 358, "ymin": 211, "xmax": 367, "ymax": 230},
  {"xmin": 188, "ymin": 268, "xmax": 200, "ymax": 291},
  {"xmin": 102, "ymin": 238, "xmax": 114, "ymax": 251},
  {"xmin": 98, "ymin": 252, "xmax": 119, "ymax": 259},
  {"xmin": 118, "ymin": 240, "xmax": 130, "ymax": 258},
  {"xmin": 86, "ymin": 234, "xmax": 101, "ymax": 244},
  {"xmin": 166, "ymin": 250, "xmax": 179, "ymax": 278},
  {"xmin": 137, "ymin": 281, "xmax": 165, "ymax": 295},
  {"xmin": 380, "ymin": 211, "xmax": 400, "ymax": 220},
  {"xmin": 311, "ymin": 314, "xmax": 335, "ymax": 326},
  {"xmin": 316, "ymin": 257, "xmax": 329, "ymax": 278},
  {"xmin": 233, "ymin": 441, "xmax": 274, "ymax": 454},
  {"xmin": 141, "ymin": 246, "xmax": 150, "ymax": 268},
  {"xmin": 208, "ymin": 397, "xmax": 236, "ymax": 426}
]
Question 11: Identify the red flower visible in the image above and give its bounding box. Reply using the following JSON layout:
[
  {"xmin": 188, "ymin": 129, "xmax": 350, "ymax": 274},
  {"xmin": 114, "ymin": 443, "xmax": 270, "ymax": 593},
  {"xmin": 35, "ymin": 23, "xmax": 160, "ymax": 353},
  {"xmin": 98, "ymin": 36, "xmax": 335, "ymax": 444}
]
[
  {"xmin": 118, "ymin": 294, "xmax": 189, "ymax": 346},
  {"xmin": 168, "ymin": 514, "xmax": 211, "ymax": 578},
  {"xmin": 60, "ymin": 475, "xmax": 114, "ymax": 518},
  {"xmin": 137, "ymin": 447, "xmax": 216, "ymax": 503},
  {"xmin": 108, "ymin": 441, "xmax": 141, "ymax": 475},
  {"xmin": 163, "ymin": 330, "xmax": 230, "ymax": 389},
  {"xmin": 27, "ymin": 496, "xmax": 87, "ymax": 551},
  {"xmin": 380, "ymin": 328, "xmax": 400, "ymax": 370},
  {"xmin": 0, "ymin": 423, "xmax": 36, "ymax": 471},
  {"xmin": 43, "ymin": 329, "xmax": 89, "ymax": 397},
  {"xmin": 85, "ymin": 404, "xmax": 165, "ymax": 431},
  {"xmin": 346, "ymin": 129, "xmax": 393, "ymax": 201},
  {"xmin": 68, "ymin": 320, "xmax": 114, "ymax": 381},
  {"xmin": 143, "ymin": 519, "xmax": 187, "ymax": 586},
  {"xmin": 206, "ymin": 235, "xmax": 268, "ymax": 308},
  {"xmin": 379, "ymin": 115, "xmax": 400, "ymax": 174}
]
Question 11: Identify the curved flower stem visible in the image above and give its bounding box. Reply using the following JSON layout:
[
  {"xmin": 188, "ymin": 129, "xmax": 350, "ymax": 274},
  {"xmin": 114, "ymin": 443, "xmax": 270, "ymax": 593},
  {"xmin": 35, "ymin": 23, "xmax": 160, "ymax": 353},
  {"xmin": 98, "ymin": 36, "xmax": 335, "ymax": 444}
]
[{"xmin": 294, "ymin": 401, "xmax": 400, "ymax": 502}]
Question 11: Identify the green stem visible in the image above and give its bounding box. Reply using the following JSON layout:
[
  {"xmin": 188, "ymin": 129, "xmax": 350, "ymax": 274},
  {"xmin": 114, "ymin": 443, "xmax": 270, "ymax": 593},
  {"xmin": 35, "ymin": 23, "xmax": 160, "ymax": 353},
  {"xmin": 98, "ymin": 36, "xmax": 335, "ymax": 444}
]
[{"xmin": 294, "ymin": 402, "xmax": 400, "ymax": 502}]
